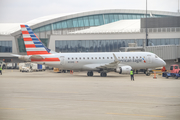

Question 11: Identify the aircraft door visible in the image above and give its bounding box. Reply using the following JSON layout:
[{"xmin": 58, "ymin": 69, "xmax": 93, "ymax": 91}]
[
  {"xmin": 60, "ymin": 56, "xmax": 64, "ymax": 65},
  {"xmin": 147, "ymin": 55, "xmax": 152, "ymax": 63}
]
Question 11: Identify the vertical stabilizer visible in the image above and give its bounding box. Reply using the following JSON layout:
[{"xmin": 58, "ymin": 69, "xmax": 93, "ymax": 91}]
[{"xmin": 20, "ymin": 25, "xmax": 51, "ymax": 55}]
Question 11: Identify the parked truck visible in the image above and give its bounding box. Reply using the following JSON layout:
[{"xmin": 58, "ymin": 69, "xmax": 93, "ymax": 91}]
[
  {"xmin": 20, "ymin": 63, "xmax": 46, "ymax": 72},
  {"xmin": 19, "ymin": 63, "xmax": 32, "ymax": 72},
  {"xmin": 162, "ymin": 64, "xmax": 180, "ymax": 79}
]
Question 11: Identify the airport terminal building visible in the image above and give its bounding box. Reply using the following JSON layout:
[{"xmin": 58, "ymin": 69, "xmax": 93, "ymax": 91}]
[{"xmin": 0, "ymin": 9, "xmax": 180, "ymax": 66}]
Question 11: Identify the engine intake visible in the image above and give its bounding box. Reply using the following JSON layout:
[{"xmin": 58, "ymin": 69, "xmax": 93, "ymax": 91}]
[{"xmin": 115, "ymin": 66, "xmax": 132, "ymax": 74}]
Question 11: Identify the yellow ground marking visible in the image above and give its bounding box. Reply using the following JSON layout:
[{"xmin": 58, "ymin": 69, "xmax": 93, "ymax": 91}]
[
  {"xmin": 139, "ymin": 94, "xmax": 179, "ymax": 98},
  {"xmin": 106, "ymin": 113, "xmax": 165, "ymax": 118},
  {"xmin": 0, "ymin": 108, "xmax": 25, "ymax": 110}
]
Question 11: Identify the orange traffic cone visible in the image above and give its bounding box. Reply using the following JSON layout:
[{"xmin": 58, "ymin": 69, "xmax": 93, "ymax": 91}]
[
  {"xmin": 70, "ymin": 70, "xmax": 73, "ymax": 74},
  {"xmin": 153, "ymin": 71, "xmax": 157, "ymax": 79}
]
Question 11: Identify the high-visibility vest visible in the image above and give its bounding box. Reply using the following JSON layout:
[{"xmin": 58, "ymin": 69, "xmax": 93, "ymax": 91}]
[
  {"xmin": 0, "ymin": 67, "xmax": 2, "ymax": 70},
  {"xmin": 130, "ymin": 70, "xmax": 133, "ymax": 75}
]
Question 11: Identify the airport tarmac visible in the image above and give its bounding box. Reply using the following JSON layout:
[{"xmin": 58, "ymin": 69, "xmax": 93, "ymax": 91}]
[{"xmin": 0, "ymin": 70, "xmax": 180, "ymax": 120}]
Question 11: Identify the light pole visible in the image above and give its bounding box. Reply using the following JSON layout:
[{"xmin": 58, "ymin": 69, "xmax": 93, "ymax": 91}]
[
  {"xmin": 146, "ymin": 0, "xmax": 148, "ymax": 46},
  {"xmin": 178, "ymin": 0, "xmax": 179, "ymax": 13}
]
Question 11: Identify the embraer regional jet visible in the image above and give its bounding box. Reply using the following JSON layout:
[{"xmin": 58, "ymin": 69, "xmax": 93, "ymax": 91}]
[{"xmin": 13, "ymin": 25, "xmax": 166, "ymax": 77}]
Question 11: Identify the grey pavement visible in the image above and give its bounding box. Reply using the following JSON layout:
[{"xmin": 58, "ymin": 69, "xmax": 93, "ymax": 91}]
[{"xmin": 0, "ymin": 70, "xmax": 180, "ymax": 120}]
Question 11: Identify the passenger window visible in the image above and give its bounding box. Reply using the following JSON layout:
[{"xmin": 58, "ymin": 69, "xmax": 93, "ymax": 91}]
[
  {"xmin": 122, "ymin": 57, "xmax": 124, "ymax": 59},
  {"xmin": 68, "ymin": 58, "xmax": 70, "ymax": 60},
  {"xmin": 72, "ymin": 58, "xmax": 74, "ymax": 60},
  {"xmin": 99, "ymin": 57, "xmax": 101, "ymax": 59},
  {"xmin": 118, "ymin": 57, "xmax": 120, "ymax": 59},
  {"xmin": 111, "ymin": 57, "xmax": 113, "ymax": 59},
  {"xmin": 79, "ymin": 57, "xmax": 81, "ymax": 60},
  {"xmin": 107, "ymin": 57, "xmax": 109, "ymax": 59},
  {"xmin": 129, "ymin": 57, "xmax": 131, "ymax": 59},
  {"xmin": 103, "ymin": 57, "xmax": 105, "ymax": 59},
  {"xmin": 136, "ymin": 56, "xmax": 138, "ymax": 58},
  {"xmin": 87, "ymin": 57, "xmax": 89, "ymax": 59},
  {"xmin": 95, "ymin": 57, "xmax": 97, "ymax": 59},
  {"xmin": 125, "ymin": 57, "xmax": 127, "ymax": 59},
  {"xmin": 83, "ymin": 57, "xmax": 85, "ymax": 59},
  {"xmin": 91, "ymin": 57, "xmax": 93, "ymax": 59},
  {"xmin": 140, "ymin": 56, "xmax": 141, "ymax": 58},
  {"xmin": 133, "ymin": 57, "xmax": 134, "ymax": 59},
  {"xmin": 76, "ymin": 58, "xmax": 78, "ymax": 60}
]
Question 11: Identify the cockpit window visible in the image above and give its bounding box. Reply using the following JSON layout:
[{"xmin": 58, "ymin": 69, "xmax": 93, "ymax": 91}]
[{"xmin": 155, "ymin": 55, "xmax": 158, "ymax": 58}]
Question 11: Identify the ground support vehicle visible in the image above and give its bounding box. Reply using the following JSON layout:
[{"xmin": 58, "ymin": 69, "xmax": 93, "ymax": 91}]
[{"xmin": 162, "ymin": 64, "xmax": 180, "ymax": 79}]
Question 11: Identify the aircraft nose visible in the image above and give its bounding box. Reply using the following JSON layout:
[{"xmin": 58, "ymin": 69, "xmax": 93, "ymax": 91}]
[{"xmin": 160, "ymin": 59, "xmax": 166, "ymax": 66}]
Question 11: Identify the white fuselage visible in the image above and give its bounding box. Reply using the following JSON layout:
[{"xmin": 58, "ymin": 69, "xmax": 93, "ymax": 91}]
[{"xmin": 33, "ymin": 52, "xmax": 166, "ymax": 71}]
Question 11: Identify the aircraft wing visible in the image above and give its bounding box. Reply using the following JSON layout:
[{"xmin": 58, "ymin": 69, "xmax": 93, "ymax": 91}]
[
  {"xmin": 83, "ymin": 53, "xmax": 129, "ymax": 71},
  {"xmin": 96, "ymin": 53, "xmax": 126, "ymax": 69}
]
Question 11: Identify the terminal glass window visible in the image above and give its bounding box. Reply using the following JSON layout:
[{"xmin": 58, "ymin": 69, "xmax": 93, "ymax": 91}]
[
  {"xmin": 114, "ymin": 14, "xmax": 120, "ymax": 21},
  {"xmin": 57, "ymin": 22, "xmax": 62, "ymax": 29},
  {"xmin": 34, "ymin": 13, "xmax": 170, "ymax": 32},
  {"xmin": 83, "ymin": 17, "xmax": 89, "ymax": 27},
  {"xmin": 104, "ymin": 14, "xmax": 110, "ymax": 24},
  {"xmin": 67, "ymin": 19, "xmax": 73, "ymax": 28},
  {"xmin": 99, "ymin": 15, "xmax": 104, "ymax": 25},
  {"xmin": 55, "ymin": 38, "xmax": 180, "ymax": 53},
  {"xmin": 53, "ymin": 24, "xmax": 57, "ymax": 30},
  {"xmin": 45, "ymin": 25, "xmax": 51, "ymax": 31},
  {"xmin": 119, "ymin": 14, "xmax": 123, "ymax": 20},
  {"xmin": 73, "ymin": 18, "xmax": 79, "ymax": 28},
  {"xmin": 18, "ymin": 38, "xmax": 26, "ymax": 52},
  {"xmin": 62, "ymin": 21, "xmax": 67, "ymax": 28},
  {"xmin": 109, "ymin": 14, "xmax": 115, "ymax": 22},
  {"xmin": 40, "ymin": 26, "xmax": 45, "ymax": 32},
  {"xmin": 123, "ymin": 14, "xmax": 128, "ymax": 19},
  {"xmin": 78, "ymin": 18, "xmax": 84, "ymax": 27},
  {"xmin": 0, "ymin": 41, "xmax": 12, "ymax": 53},
  {"xmin": 89, "ymin": 16, "xmax": 94, "ymax": 26},
  {"xmin": 94, "ymin": 15, "xmax": 100, "ymax": 26}
]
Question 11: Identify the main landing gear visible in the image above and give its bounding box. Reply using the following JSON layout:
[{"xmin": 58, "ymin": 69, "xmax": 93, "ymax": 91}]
[
  {"xmin": 87, "ymin": 71, "xmax": 93, "ymax": 76},
  {"xmin": 100, "ymin": 72, "xmax": 107, "ymax": 77}
]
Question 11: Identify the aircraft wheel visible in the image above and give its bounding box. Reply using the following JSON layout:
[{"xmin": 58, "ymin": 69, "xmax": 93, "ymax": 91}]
[
  {"xmin": 87, "ymin": 72, "xmax": 90, "ymax": 76},
  {"xmin": 90, "ymin": 71, "xmax": 93, "ymax": 76},
  {"xmin": 100, "ymin": 72, "xmax": 107, "ymax": 77},
  {"xmin": 166, "ymin": 76, "xmax": 169, "ymax": 79},
  {"xmin": 175, "ymin": 76, "xmax": 178, "ymax": 79},
  {"xmin": 87, "ymin": 71, "xmax": 93, "ymax": 76},
  {"xmin": 146, "ymin": 73, "xmax": 150, "ymax": 76}
]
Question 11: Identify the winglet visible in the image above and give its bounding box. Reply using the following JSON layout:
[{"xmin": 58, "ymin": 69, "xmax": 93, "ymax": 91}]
[{"xmin": 113, "ymin": 53, "xmax": 119, "ymax": 62}]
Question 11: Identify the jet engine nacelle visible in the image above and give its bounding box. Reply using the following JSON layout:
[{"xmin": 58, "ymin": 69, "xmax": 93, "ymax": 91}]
[
  {"xmin": 18, "ymin": 55, "xmax": 31, "ymax": 61},
  {"xmin": 115, "ymin": 66, "xmax": 132, "ymax": 74}
]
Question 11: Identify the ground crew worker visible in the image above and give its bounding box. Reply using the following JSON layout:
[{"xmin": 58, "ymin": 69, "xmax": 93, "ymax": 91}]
[
  {"xmin": 130, "ymin": 69, "xmax": 134, "ymax": 81},
  {"xmin": 0, "ymin": 65, "xmax": 2, "ymax": 75}
]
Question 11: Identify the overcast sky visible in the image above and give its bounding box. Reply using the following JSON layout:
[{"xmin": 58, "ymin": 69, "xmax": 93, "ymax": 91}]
[{"xmin": 0, "ymin": 0, "xmax": 179, "ymax": 23}]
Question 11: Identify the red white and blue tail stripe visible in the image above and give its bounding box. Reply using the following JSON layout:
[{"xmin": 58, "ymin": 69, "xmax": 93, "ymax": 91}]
[
  {"xmin": 20, "ymin": 25, "xmax": 60, "ymax": 62},
  {"xmin": 20, "ymin": 25, "xmax": 51, "ymax": 55}
]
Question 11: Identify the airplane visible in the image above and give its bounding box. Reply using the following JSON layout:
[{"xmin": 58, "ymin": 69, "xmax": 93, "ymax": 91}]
[{"xmin": 12, "ymin": 25, "xmax": 166, "ymax": 77}]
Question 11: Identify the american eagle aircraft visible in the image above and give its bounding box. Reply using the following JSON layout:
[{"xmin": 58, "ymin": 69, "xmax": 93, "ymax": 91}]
[{"xmin": 13, "ymin": 25, "xmax": 166, "ymax": 77}]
